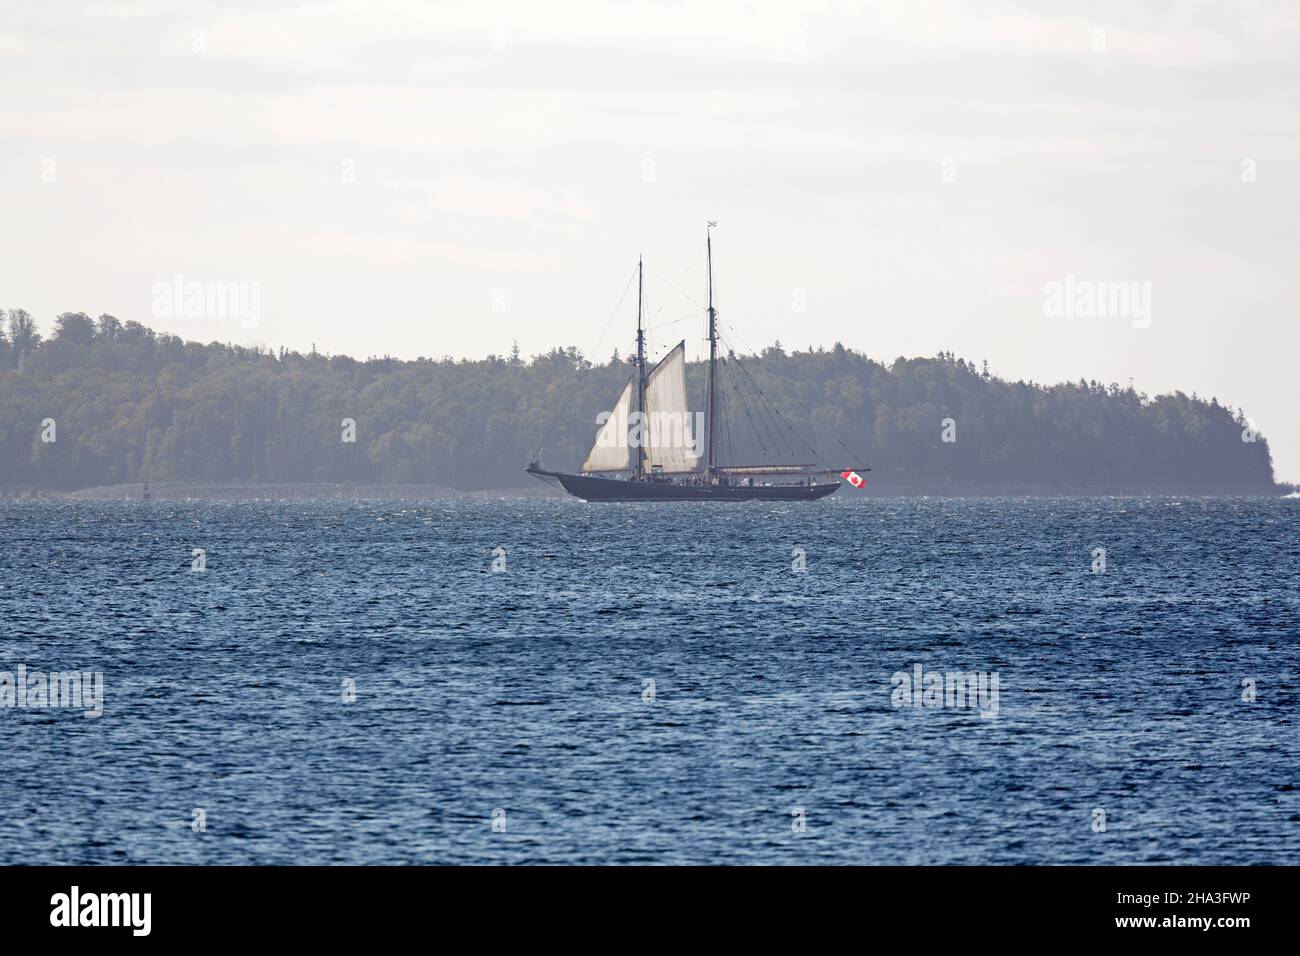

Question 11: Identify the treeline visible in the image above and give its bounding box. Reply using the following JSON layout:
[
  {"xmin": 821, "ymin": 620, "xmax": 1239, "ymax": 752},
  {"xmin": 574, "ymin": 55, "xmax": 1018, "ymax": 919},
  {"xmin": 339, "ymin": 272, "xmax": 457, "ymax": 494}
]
[{"xmin": 0, "ymin": 310, "xmax": 1281, "ymax": 493}]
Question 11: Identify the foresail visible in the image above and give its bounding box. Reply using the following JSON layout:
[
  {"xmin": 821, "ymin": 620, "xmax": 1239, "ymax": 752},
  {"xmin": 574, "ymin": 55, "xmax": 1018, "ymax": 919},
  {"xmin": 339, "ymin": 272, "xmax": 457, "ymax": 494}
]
[
  {"xmin": 581, "ymin": 378, "xmax": 635, "ymax": 472},
  {"xmin": 643, "ymin": 341, "xmax": 700, "ymax": 473}
]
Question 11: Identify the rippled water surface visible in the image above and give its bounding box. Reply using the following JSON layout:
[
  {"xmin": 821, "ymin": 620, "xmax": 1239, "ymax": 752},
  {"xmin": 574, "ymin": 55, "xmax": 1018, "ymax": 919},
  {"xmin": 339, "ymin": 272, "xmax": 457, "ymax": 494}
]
[{"xmin": 2, "ymin": 496, "xmax": 1298, "ymax": 864}]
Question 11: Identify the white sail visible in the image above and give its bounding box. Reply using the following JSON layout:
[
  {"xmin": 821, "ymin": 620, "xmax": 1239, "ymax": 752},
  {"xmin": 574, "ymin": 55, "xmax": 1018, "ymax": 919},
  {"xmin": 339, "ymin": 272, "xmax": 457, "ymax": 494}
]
[
  {"xmin": 581, "ymin": 377, "xmax": 635, "ymax": 472},
  {"xmin": 643, "ymin": 341, "xmax": 700, "ymax": 473}
]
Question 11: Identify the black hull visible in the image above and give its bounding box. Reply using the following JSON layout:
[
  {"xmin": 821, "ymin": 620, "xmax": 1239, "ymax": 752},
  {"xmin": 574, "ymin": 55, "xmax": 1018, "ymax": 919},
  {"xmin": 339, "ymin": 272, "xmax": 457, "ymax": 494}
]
[{"xmin": 527, "ymin": 467, "xmax": 839, "ymax": 502}]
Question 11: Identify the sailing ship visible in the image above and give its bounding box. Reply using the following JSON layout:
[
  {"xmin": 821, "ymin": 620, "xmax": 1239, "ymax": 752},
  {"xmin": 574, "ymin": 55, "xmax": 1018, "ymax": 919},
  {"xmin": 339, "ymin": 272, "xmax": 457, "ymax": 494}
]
[{"xmin": 526, "ymin": 225, "xmax": 868, "ymax": 502}]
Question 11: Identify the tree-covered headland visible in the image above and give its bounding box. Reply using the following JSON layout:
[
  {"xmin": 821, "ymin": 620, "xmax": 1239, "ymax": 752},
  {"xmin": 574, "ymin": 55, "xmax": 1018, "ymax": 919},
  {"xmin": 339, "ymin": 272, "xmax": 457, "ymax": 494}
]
[{"xmin": 0, "ymin": 310, "xmax": 1282, "ymax": 494}]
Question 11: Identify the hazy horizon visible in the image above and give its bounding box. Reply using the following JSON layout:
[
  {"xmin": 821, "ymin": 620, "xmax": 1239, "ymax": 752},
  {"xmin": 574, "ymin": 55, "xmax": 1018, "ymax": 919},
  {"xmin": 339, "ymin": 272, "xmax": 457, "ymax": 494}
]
[{"xmin": 3, "ymin": 1, "xmax": 1297, "ymax": 480}]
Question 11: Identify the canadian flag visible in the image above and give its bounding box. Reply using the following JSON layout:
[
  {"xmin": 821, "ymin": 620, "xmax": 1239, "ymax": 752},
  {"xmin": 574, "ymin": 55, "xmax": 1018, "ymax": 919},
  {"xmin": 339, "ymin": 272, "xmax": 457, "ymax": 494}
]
[{"xmin": 840, "ymin": 470, "xmax": 866, "ymax": 488}]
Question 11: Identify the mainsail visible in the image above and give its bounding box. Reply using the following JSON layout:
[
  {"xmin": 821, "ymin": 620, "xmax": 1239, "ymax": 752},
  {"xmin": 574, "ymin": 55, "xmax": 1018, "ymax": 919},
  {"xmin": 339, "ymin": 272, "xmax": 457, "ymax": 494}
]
[
  {"xmin": 643, "ymin": 340, "xmax": 699, "ymax": 473},
  {"xmin": 581, "ymin": 377, "xmax": 634, "ymax": 472}
]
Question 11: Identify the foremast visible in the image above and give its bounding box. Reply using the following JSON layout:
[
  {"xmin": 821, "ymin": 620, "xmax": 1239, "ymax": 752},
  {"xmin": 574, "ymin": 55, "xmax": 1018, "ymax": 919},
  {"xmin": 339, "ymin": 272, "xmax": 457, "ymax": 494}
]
[{"xmin": 634, "ymin": 256, "xmax": 646, "ymax": 480}]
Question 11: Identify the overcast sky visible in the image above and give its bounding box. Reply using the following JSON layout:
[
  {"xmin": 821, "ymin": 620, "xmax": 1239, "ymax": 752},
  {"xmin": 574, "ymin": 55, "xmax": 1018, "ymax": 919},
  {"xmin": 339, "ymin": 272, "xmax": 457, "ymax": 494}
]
[{"xmin": 2, "ymin": 1, "xmax": 1297, "ymax": 480}]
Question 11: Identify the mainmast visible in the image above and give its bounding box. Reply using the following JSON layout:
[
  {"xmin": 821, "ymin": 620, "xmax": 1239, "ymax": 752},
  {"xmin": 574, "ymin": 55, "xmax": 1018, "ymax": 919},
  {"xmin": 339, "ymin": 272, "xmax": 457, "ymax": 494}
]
[
  {"xmin": 705, "ymin": 222, "xmax": 718, "ymax": 474},
  {"xmin": 635, "ymin": 256, "xmax": 646, "ymax": 480}
]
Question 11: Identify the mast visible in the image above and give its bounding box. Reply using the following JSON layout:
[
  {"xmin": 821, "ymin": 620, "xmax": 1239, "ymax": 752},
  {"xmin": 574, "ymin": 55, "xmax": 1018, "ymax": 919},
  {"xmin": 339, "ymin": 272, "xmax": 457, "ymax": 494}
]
[
  {"xmin": 705, "ymin": 222, "xmax": 718, "ymax": 473},
  {"xmin": 635, "ymin": 256, "xmax": 646, "ymax": 480}
]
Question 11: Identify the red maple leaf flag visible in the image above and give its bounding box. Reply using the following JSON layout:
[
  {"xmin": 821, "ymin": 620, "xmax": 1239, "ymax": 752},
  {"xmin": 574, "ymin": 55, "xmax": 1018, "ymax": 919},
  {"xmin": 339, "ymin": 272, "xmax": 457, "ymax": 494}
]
[{"xmin": 840, "ymin": 470, "xmax": 866, "ymax": 489}]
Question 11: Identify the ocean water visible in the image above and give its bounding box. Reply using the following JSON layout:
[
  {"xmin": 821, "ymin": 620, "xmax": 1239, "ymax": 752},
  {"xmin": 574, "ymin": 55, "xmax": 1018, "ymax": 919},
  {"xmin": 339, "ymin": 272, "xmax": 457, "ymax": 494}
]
[{"xmin": 1, "ymin": 496, "xmax": 1297, "ymax": 865}]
